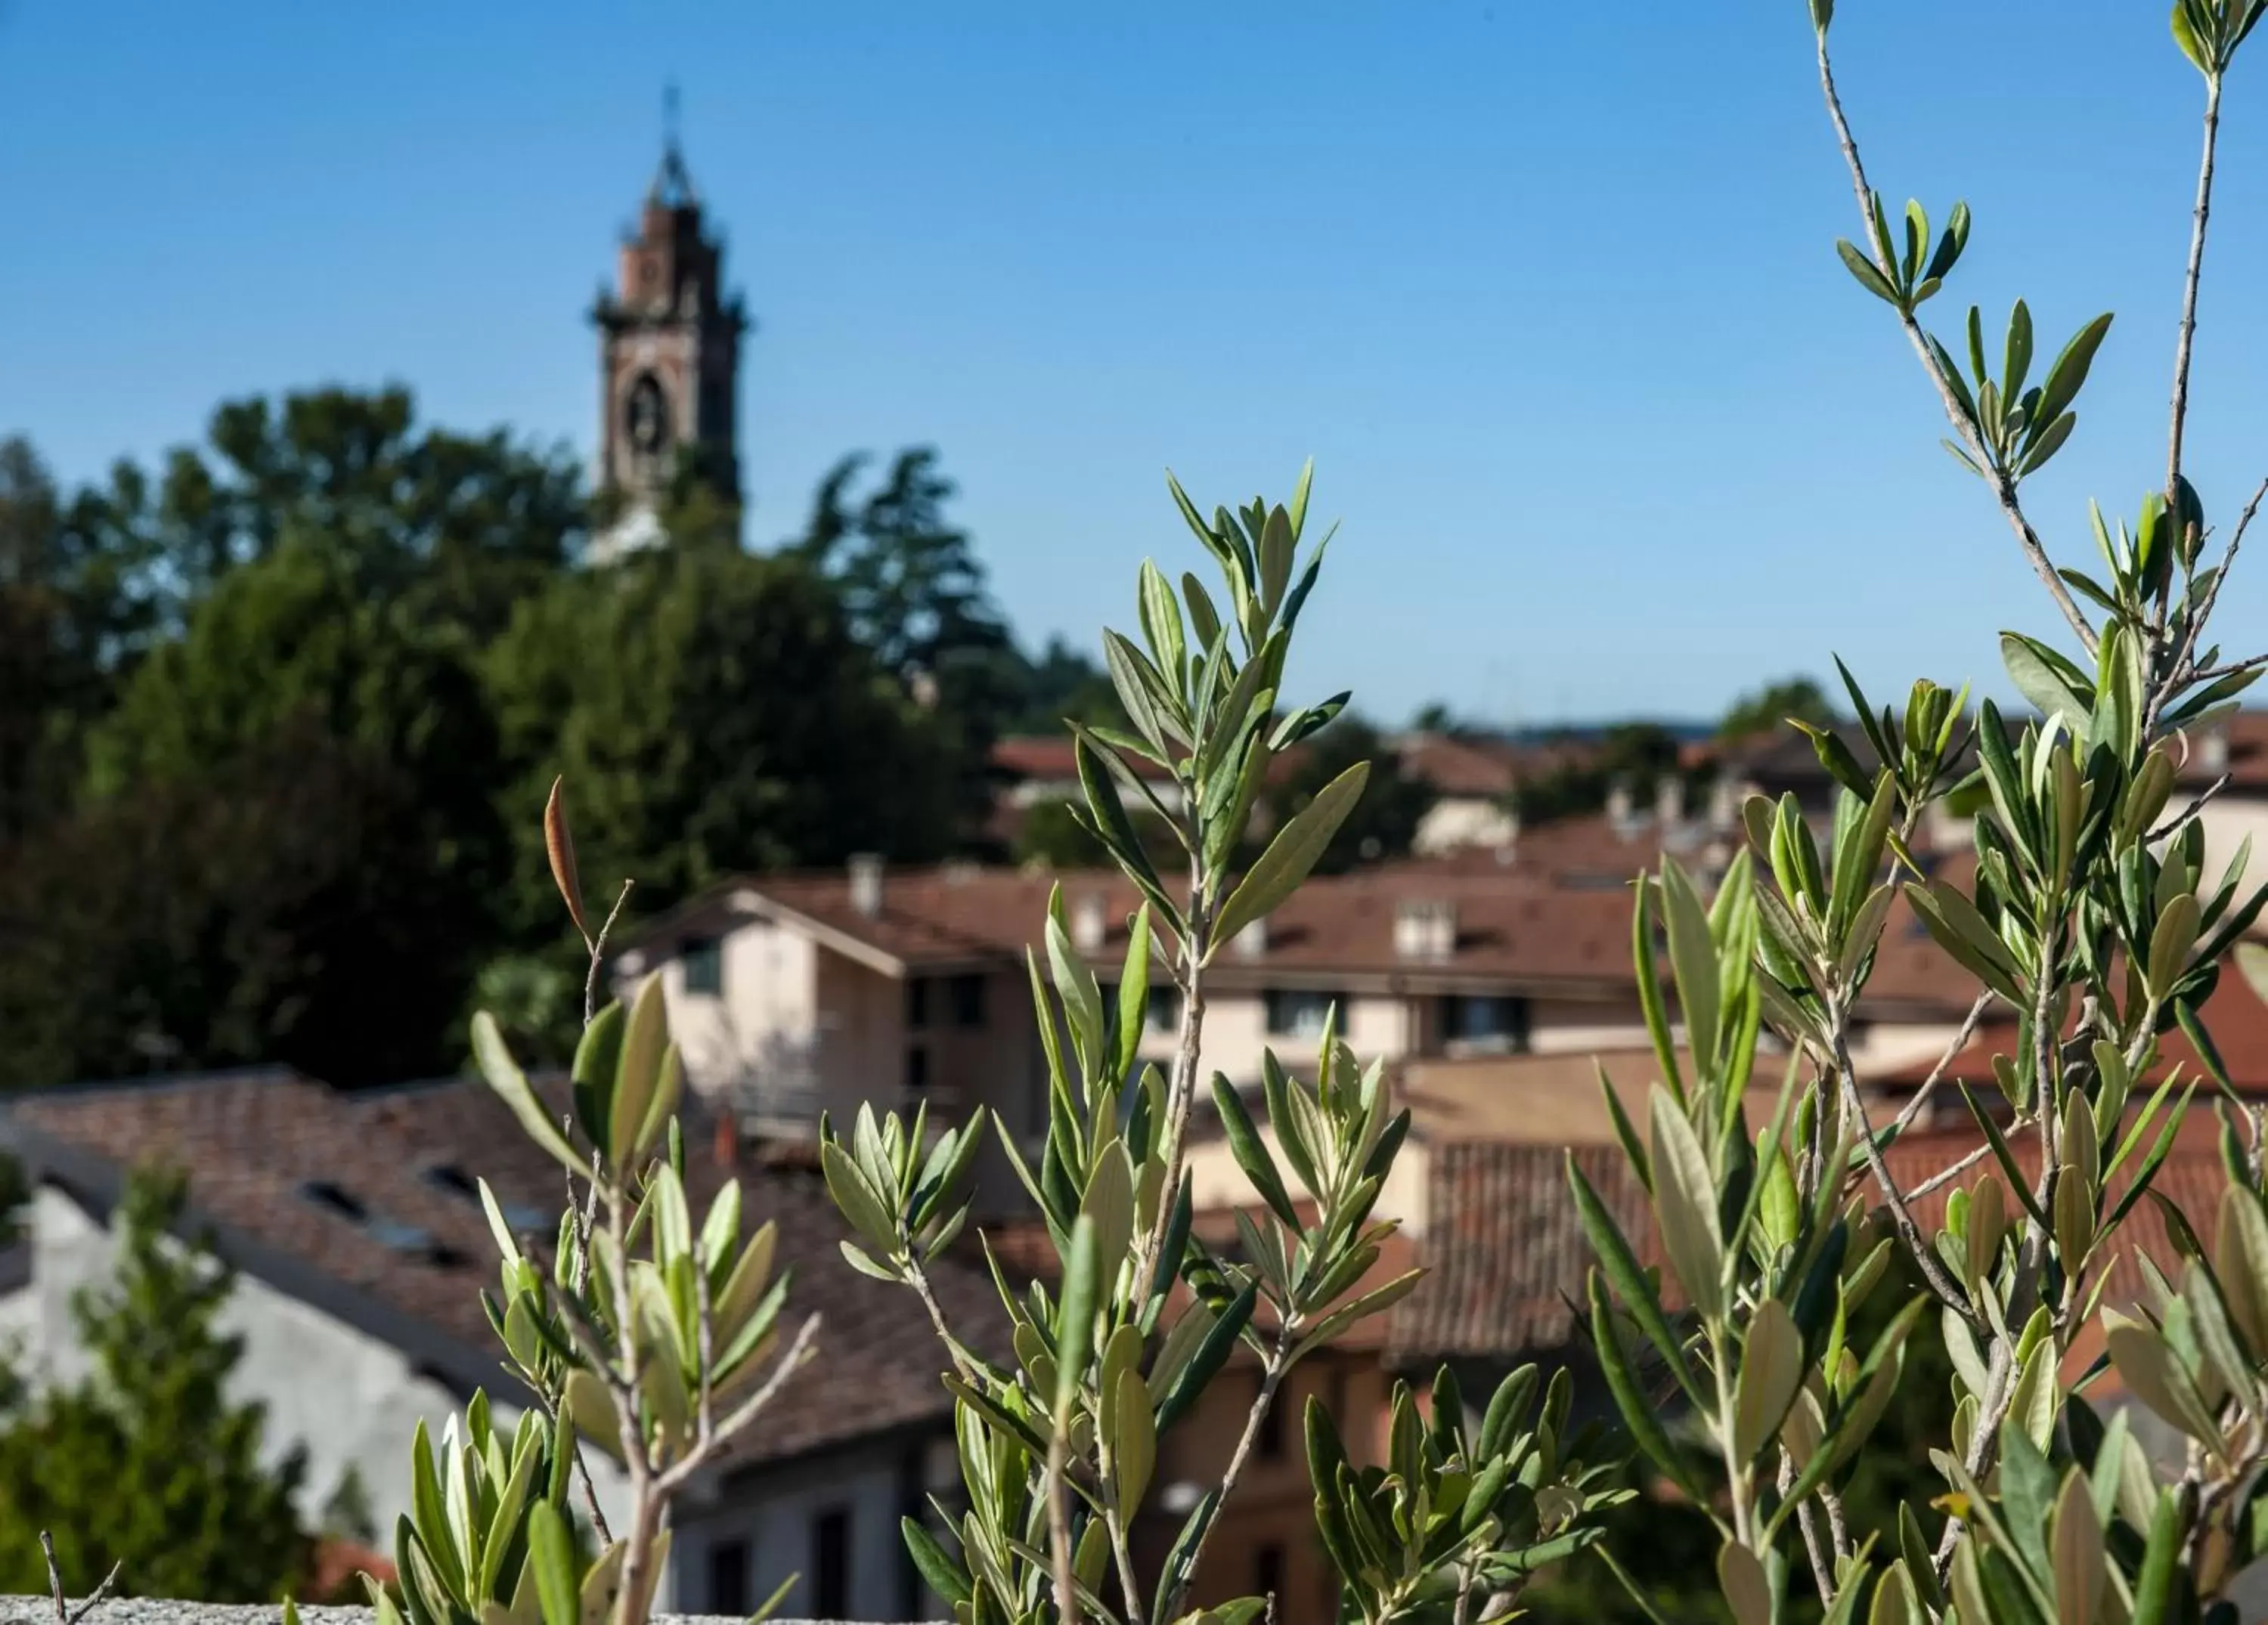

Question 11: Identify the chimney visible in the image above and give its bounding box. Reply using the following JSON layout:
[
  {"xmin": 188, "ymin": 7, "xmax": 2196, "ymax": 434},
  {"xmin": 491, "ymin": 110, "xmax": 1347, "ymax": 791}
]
[
  {"xmin": 713, "ymin": 1111, "xmax": 740, "ymax": 1169},
  {"xmin": 1606, "ymin": 778, "xmax": 1635, "ymax": 838},
  {"xmin": 2201, "ymin": 727, "xmax": 2231, "ymax": 775},
  {"xmin": 1655, "ymin": 774, "xmax": 1685, "ymax": 828},
  {"xmin": 1394, "ymin": 899, "xmax": 1455, "ymax": 961},
  {"xmin": 1233, "ymin": 917, "xmax": 1269, "ymax": 958},
  {"xmin": 849, "ymin": 853, "xmax": 885, "ymax": 918},
  {"xmin": 1072, "ymin": 891, "xmax": 1108, "ymax": 955}
]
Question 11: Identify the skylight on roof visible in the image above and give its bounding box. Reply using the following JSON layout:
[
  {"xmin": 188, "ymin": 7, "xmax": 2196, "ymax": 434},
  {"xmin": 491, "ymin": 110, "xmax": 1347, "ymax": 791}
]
[
  {"xmin": 299, "ymin": 1180, "xmax": 368, "ymax": 1222},
  {"xmin": 421, "ymin": 1162, "xmax": 550, "ymax": 1232}
]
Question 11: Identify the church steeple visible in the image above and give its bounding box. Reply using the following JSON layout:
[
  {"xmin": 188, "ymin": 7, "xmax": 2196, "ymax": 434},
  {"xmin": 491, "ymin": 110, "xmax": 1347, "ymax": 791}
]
[{"xmin": 590, "ymin": 86, "xmax": 749, "ymax": 561}]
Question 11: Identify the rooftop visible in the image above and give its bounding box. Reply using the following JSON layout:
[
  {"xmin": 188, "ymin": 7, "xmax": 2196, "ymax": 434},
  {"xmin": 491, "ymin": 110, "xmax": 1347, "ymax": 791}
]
[{"xmin": 1, "ymin": 1068, "xmax": 1009, "ymax": 1470}]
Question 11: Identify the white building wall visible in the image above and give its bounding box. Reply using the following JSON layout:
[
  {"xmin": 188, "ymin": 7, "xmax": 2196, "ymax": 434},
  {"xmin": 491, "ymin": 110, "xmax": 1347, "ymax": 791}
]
[{"xmin": 655, "ymin": 916, "xmax": 824, "ymax": 1116}]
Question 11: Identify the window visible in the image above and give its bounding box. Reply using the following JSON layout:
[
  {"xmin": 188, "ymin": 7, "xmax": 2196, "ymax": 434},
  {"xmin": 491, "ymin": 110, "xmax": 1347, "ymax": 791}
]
[
  {"xmin": 682, "ymin": 936, "xmax": 723, "ymax": 997},
  {"xmin": 1264, "ymin": 989, "xmax": 1340, "ymax": 1039},
  {"xmin": 906, "ymin": 977, "xmax": 930, "ymax": 1029},
  {"xmin": 1148, "ymin": 984, "xmax": 1181, "ymax": 1033},
  {"xmin": 1256, "ymin": 1374, "xmax": 1286, "ymax": 1459},
  {"xmin": 951, "ymin": 973, "xmax": 987, "ymax": 1028},
  {"xmin": 906, "ymin": 1045, "xmax": 930, "ymax": 1092},
  {"xmin": 813, "ymin": 1507, "xmax": 851, "ymax": 1618},
  {"xmin": 1441, "ymin": 994, "xmax": 1531, "ymax": 1051},
  {"xmin": 1255, "ymin": 1543, "xmax": 1286, "ymax": 1601},
  {"xmin": 707, "ymin": 1539, "xmax": 748, "ymax": 1615}
]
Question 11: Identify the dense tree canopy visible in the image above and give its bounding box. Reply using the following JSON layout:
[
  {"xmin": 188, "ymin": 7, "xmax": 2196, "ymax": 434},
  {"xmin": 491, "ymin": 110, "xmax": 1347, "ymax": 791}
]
[
  {"xmin": 485, "ymin": 541, "xmax": 965, "ymax": 929},
  {"xmin": 1715, "ymin": 674, "xmax": 1834, "ymax": 741},
  {"xmin": 0, "ymin": 387, "xmax": 1408, "ymax": 1091}
]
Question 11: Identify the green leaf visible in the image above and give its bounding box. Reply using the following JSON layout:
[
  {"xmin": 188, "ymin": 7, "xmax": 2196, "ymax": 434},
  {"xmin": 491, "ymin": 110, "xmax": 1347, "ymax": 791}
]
[
  {"xmin": 1633, "ymin": 879, "xmax": 1686, "ymax": 1106},
  {"xmin": 1568, "ymin": 1156, "xmax": 1693, "ymax": 1397},
  {"xmin": 474, "ymin": 1014, "xmax": 589, "ymax": 1178},
  {"xmin": 2105, "ymin": 1310, "xmax": 2223, "ymax": 1447},
  {"xmin": 1211, "ymin": 760, "xmax": 1370, "ymax": 953},
  {"xmin": 2000, "ymin": 633, "xmax": 2092, "ymax": 727},
  {"xmin": 1073, "ymin": 733, "xmax": 1171, "ymax": 918},
  {"xmin": 1718, "ymin": 1541, "xmax": 1772, "ymax": 1625},
  {"xmin": 1650, "ymin": 1085, "xmax": 1724, "ymax": 1320},
  {"xmin": 1587, "ymin": 1272, "xmax": 1704, "ymax": 1503},
  {"xmin": 1055, "ymin": 1215, "xmax": 1101, "ymax": 1418},
  {"xmin": 1138, "ymin": 559, "xmax": 1189, "ymax": 698},
  {"xmin": 1290, "ymin": 1270, "xmax": 1422, "ymax": 1363},
  {"xmin": 2130, "ymin": 1488, "xmax": 2183, "ymax": 1625},
  {"xmin": 1733, "ymin": 1298, "xmax": 1804, "ymax": 1462},
  {"xmin": 2034, "ymin": 313, "xmax": 2115, "ymax": 426},
  {"xmin": 609, "ymin": 972, "xmax": 669, "ymax": 1172},
  {"xmin": 820, "ymin": 1140, "xmax": 898, "ymax": 1254},
  {"xmin": 527, "ymin": 1503, "xmax": 579, "ymax": 1625},
  {"xmin": 1156, "ymin": 1282, "xmax": 1256, "ymax": 1433},
  {"xmin": 1211, "ymin": 1073, "xmax": 1300, "ymax": 1229},
  {"xmin": 1660, "ymin": 860, "xmax": 1721, "ymax": 1073},
  {"xmin": 1104, "ymin": 628, "xmax": 1178, "ymax": 753},
  {"xmin": 1836, "ymin": 239, "xmax": 1899, "ymax": 305},
  {"xmin": 901, "ymin": 1518, "xmax": 972, "ymax": 1609}
]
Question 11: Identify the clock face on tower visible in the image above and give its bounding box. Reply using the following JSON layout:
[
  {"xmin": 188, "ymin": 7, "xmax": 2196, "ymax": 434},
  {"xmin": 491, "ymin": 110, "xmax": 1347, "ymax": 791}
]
[{"xmin": 624, "ymin": 373, "xmax": 671, "ymax": 457}]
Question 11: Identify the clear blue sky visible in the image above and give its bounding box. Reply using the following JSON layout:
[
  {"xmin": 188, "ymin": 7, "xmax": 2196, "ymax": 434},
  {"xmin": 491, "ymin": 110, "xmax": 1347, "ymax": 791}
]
[{"xmin": 5, "ymin": 2, "xmax": 2266, "ymax": 726}]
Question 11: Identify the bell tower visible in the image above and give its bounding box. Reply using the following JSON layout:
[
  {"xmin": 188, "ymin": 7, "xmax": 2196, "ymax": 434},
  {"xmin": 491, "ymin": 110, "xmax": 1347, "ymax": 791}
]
[{"xmin": 590, "ymin": 90, "xmax": 748, "ymax": 559}]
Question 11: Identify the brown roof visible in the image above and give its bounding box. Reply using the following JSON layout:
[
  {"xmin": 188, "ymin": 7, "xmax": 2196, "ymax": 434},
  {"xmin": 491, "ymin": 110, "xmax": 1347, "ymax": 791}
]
[
  {"xmin": 1393, "ymin": 733, "xmax": 1523, "ymax": 799},
  {"xmin": 2, "ymin": 1069, "xmax": 1006, "ymax": 1469},
  {"xmin": 1389, "ymin": 1141, "xmax": 1646, "ymax": 1363},
  {"xmin": 991, "ymin": 735, "xmax": 1174, "ymax": 785},
  {"xmin": 618, "ymin": 848, "xmax": 1988, "ymax": 1017}
]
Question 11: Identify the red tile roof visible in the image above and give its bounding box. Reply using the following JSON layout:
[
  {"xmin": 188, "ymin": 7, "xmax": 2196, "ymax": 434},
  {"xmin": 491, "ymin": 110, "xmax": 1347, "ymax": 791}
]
[
  {"xmin": 991, "ymin": 735, "xmax": 1174, "ymax": 785},
  {"xmin": 1388, "ymin": 1141, "xmax": 1647, "ymax": 1363}
]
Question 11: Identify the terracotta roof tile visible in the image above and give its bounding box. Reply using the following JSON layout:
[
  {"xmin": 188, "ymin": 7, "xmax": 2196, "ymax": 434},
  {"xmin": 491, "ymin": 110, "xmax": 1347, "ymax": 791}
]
[
  {"xmin": 1387, "ymin": 1142, "xmax": 1646, "ymax": 1363},
  {"xmin": 617, "ymin": 851, "xmax": 1987, "ymax": 1017}
]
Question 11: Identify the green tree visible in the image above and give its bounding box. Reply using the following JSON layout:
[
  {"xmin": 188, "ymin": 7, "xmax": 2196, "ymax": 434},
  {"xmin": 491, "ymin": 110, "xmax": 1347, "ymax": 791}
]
[
  {"xmin": 119, "ymin": 385, "xmax": 585, "ymax": 636},
  {"xmin": 0, "ymin": 438, "xmax": 166, "ymax": 843},
  {"xmin": 0, "ymin": 716, "xmax": 469, "ymax": 1089},
  {"xmin": 1715, "ymin": 675, "xmax": 1835, "ymax": 741},
  {"xmin": 49, "ymin": 538, "xmax": 507, "ymax": 1085},
  {"xmin": 0, "ymin": 1170, "xmax": 308, "ymax": 1602},
  {"xmin": 486, "ymin": 543, "xmax": 962, "ymax": 933}
]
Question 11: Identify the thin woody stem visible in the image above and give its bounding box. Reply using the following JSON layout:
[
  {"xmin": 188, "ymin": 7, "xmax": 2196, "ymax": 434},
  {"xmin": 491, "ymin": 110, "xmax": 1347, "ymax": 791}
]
[
  {"xmin": 1831, "ymin": 1003, "xmax": 1977, "ymax": 1327},
  {"xmin": 586, "ymin": 879, "xmax": 637, "ymax": 1027},
  {"xmin": 1885, "ymin": 991, "xmax": 1994, "ymax": 1138},
  {"xmin": 40, "ymin": 1534, "xmax": 121, "ymax": 1625},
  {"xmin": 1133, "ymin": 840, "xmax": 1213, "ymax": 1304},
  {"xmin": 1814, "ymin": 25, "xmax": 2097, "ymax": 656},
  {"xmin": 2168, "ymin": 72, "xmax": 2223, "ymax": 506},
  {"xmin": 1160, "ymin": 1323, "xmax": 1298, "ymax": 1621}
]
